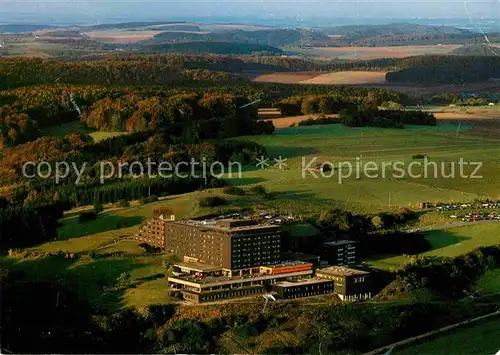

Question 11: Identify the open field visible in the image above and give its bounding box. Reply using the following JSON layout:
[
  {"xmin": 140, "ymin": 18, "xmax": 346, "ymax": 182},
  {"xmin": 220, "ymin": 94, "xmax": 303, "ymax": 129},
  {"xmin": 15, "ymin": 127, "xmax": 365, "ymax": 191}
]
[
  {"xmin": 367, "ymin": 223, "xmax": 500, "ymax": 270},
  {"xmin": 230, "ymin": 124, "xmax": 500, "ymax": 214},
  {"xmin": 251, "ymin": 72, "xmax": 321, "ymax": 84},
  {"xmin": 251, "ymin": 72, "xmax": 500, "ymax": 95},
  {"xmin": 300, "ymin": 71, "xmax": 388, "ymax": 85},
  {"xmin": 83, "ymin": 30, "xmax": 163, "ymax": 43},
  {"xmin": 259, "ymin": 108, "xmax": 339, "ymax": 128},
  {"xmin": 288, "ymin": 44, "xmax": 462, "ymax": 60},
  {"xmin": 252, "ymin": 71, "xmax": 387, "ymax": 85},
  {"xmin": 395, "ymin": 316, "xmax": 500, "ymax": 355},
  {"xmin": 475, "ymin": 268, "xmax": 500, "ymax": 294}
]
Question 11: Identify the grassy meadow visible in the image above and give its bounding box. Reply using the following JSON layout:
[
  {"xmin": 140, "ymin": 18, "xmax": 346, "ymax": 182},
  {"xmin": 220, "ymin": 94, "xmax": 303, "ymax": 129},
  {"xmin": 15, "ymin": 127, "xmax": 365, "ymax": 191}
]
[
  {"xmin": 366, "ymin": 223, "xmax": 500, "ymax": 270},
  {"xmin": 395, "ymin": 316, "xmax": 500, "ymax": 355},
  {"xmin": 230, "ymin": 124, "xmax": 500, "ymax": 214}
]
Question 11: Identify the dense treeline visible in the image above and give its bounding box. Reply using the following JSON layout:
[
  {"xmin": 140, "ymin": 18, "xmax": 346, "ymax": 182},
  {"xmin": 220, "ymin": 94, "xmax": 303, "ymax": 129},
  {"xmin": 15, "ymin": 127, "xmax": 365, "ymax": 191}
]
[
  {"xmin": 0, "ymin": 54, "xmax": 402, "ymax": 92},
  {"xmin": 0, "ymin": 57, "xmax": 244, "ymax": 90},
  {"xmin": 0, "ymin": 175, "xmax": 227, "ymax": 249},
  {"xmin": 340, "ymin": 108, "xmax": 436, "ymax": 128},
  {"xmin": 396, "ymin": 244, "xmax": 500, "ymax": 298},
  {"xmin": 275, "ymin": 94, "xmax": 433, "ymax": 128},
  {"xmin": 0, "ymin": 202, "xmax": 65, "ymax": 248},
  {"xmin": 386, "ymin": 55, "xmax": 500, "ymax": 84},
  {"xmin": 0, "ymin": 133, "xmax": 266, "ymax": 195},
  {"xmin": 0, "ymin": 55, "xmax": 400, "ymax": 90},
  {"xmin": 277, "ymin": 90, "xmax": 407, "ymax": 116}
]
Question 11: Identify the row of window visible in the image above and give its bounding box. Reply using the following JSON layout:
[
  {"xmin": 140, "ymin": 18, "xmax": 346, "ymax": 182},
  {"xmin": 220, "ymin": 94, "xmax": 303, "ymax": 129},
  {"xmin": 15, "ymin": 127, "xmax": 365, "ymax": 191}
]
[{"xmin": 283, "ymin": 284, "xmax": 333, "ymax": 292}]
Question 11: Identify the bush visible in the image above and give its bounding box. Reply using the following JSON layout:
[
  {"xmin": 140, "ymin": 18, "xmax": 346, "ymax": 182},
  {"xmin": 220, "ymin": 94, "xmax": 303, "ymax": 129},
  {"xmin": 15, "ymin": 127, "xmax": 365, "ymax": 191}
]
[
  {"xmin": 249, "ymin": 185, "xmax": 267, "ymax": 196},
  {"xmin": 198, "ymin": 196, "xmax": 227, "ymax": 207},
  {"xmin": 301, "ymin": 95, "xmax": 321, "ymax": 114},
  {"xmin": 381, "ymin": 101, "xmax": 403, "ymax": 109},
  {"xmin": 412, "ymin": 154, "xmax": 427, "ymax": 159},
  {"xmin": 146, "ymin": 195, "xmax": 159, "ymax": 203},
  {"xmin": 298, "ymin": 116, "xmax": 339, "ymax": 127},
  {"xmin": 153, "ymin": 207, "xmax": 174, "ymax": 218},
  {"xmin": 223, "ymin": 186, "xmax": 246, "ymax": 196},
  {"xmin": 79, "ymin": 210, "xmax": 97, "ymax": 222},
  {"xmin": 93, "ymin": 200, "xmax": 104, "ymax": 214},
  {"xmin": 139, "ymin": 195, "xmax": 159, "ymax": 205},
  {"xmin": 277, "ymin": 97, "xmax": 302, "ymax": 116},
  {"xmin": 114, "ymin": 199, "xmax": 130, "ymax": 208}
]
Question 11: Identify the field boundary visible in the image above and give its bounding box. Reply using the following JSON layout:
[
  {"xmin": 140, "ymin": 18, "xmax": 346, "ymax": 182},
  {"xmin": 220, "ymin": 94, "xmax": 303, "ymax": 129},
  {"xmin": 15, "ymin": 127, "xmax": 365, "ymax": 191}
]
[{"xmin": 363, "ymin": 310, "xmax": 500, "ymax": 355}]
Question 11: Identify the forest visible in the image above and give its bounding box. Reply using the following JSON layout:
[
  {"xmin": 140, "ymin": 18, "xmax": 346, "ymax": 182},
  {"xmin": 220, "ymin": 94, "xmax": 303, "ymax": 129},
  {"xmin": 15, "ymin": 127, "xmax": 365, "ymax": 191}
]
[
  {"xmin": 386, "ymin": 55, "xmax": 500, "ymax": 84},
  {"xmin": 140, "ymin": 41, "xmax": 283, "ymax": 55}
]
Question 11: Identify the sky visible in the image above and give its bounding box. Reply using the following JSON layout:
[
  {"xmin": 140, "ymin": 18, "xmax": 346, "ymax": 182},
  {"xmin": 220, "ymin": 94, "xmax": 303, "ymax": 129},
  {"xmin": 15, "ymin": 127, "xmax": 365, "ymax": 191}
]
[{"xmin": 0, "ymin": 0, "xmax": 498, "ymax": 24}]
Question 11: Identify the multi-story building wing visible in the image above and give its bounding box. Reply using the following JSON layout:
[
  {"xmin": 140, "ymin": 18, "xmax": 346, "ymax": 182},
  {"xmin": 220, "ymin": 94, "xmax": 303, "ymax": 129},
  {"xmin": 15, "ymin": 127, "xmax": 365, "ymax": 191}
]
[
  {"xmin": 316, "ymin": 266, "xmax": 371, "ymax": 300},
  {"xmin": 323, "ymin": 240, "xmax": 357, "ymax": 266},
  {"xmin": 168, "ymin": 261, "xmax": 314, "ymax": 304},
  {"xmin": 165, "ymin": 218, "xmax": 281, "ymax": 275},
  {"xmin": 134, "ymin": 214, "xmax": 169, "ymax": 248},
  {"xmin": 272, "ymin": 278, "xmax": 334, "ymax": 299}
]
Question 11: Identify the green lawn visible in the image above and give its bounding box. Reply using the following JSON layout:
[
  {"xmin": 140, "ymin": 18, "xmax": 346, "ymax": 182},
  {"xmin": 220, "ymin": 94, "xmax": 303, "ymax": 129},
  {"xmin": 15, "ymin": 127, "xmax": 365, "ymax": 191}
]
[
  {"xmin": 475, "ymin": 268, "xmax": 500, "ymax": 294},
  {"xmin": 3, "ymin": 231, "xmax": 177, "ymax": 310},
  {"xmin": 396, "ymin": 317, "xmax": 500, "ymax": 355},
  {"xmin": 367, "ymin": 223, "xmax": 500, "ymax": 270},
  {"xmin": 230, "ymin": 124, "xmax": 500, "ymax": 215}
]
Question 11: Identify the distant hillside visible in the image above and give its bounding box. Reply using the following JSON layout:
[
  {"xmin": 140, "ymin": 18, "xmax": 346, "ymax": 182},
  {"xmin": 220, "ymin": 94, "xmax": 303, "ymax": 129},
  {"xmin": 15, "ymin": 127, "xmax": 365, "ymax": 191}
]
[
  {"xmin": 146, "ymin": 29, "xmax": 329, "ymax": 47},
  {"xmin": 0, "ymin": 24, "xmax": 54, "ymax": 33},
  {"xmin": 323, "ymin": 23, "xmax": 473, "ymax": 39},
  {"xmin": 141, "ymin": 41, "xmax": 283, "ymax": 55},
  {"xmin": 386, "ymin": 56, "xmax": 500, "ymax": 84},
  {"xmin": 317, "ymin": 23, "xmax": 480, "ymax": 46},
  {"xmin": 85, "ymin": 21, "xmax": 186, "ymax": 30},
  {"xmin": 153, "ymin": 25, "xmax": 201, "ymax": 32},
  {"xmin": 452, "ymin": 44, "xmax": 500, "ymax": 56}
]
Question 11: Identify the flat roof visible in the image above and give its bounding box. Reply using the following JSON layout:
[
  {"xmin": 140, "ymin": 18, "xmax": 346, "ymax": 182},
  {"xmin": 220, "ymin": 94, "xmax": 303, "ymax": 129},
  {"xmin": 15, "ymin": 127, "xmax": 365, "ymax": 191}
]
[
  {"xmin": 174, "ymin": 262, "xmax": 222, "ymax": 272},
  {"xmin": 324, "ymin": 240, "xmax": 357, "ymax": 246},
  {"xmin": 281, "ymin": 252, "xmax": 320, "ymax": 260},
  {"xmin": 171, "ymin": 218, "xmax": 279, "ymax": 232},
  {"xmin": 316, "ymin": 266, "xmax": 369, "ymax": 277},
  {"xmin": 169, "ymin": 269, "xmax": 313, "ymax": 286},
  {"xmin": 261, "ymin": 260, "xmax": 312, "ymax": 269},
  {"xmin": 274, "ymin": 278, "xmax": 332, "ymax": 288}
]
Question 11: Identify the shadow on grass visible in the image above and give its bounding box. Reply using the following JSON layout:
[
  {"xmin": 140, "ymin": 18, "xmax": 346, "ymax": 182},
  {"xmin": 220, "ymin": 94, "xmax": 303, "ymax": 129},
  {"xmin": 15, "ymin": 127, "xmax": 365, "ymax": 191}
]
[
  {"xmin": 2, "ymin": 253, "xmax": 148, "ymax": 311},
  {"xmin": 135, "ymin": 273, "xmax": 165, "ymax": 283},
  {"xmin": 225, "ymin": 177, "xmax": 267, "ymax": 186},
  {"xmin": 366, "ymin": 229, "xmax": 472, "ymax": 270},
  {"xmin": 66, "ymin": 257, "xmax": 148, "ymax": 311},
  {"xmin": 58, "ymin": 214, "xmax": 144, "ymax": 240},
  {"xmin": 425, "ymin": 229, "xmax": 471, "ymax": 251},
  {"xmin": 265, "ymin": 145, "xmax": 320, "ymax": 158}
]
